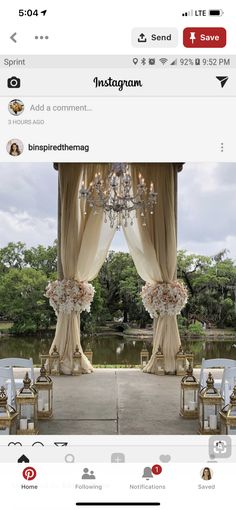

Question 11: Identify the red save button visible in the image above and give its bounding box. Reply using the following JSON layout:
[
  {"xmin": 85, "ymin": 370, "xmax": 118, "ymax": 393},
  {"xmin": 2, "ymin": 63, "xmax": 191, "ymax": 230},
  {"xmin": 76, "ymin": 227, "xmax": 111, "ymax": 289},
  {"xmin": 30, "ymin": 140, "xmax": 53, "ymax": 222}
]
[{"xmin": 183, "ymin": 27, "xmax": 226, "ymax": 48}]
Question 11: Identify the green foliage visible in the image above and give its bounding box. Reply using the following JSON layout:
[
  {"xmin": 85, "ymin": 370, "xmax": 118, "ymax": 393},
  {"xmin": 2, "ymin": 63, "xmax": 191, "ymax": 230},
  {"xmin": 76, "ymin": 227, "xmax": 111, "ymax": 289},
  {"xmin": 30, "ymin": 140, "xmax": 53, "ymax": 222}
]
[
  {"xmin": 188, "ymin": 321, "xmax": 205, "ymax": 336},
  {"xmin": 24, "ymin": 242, "xmax": 57, "ymax": 277},
  {"xmin": 0, "ymin": 241, "xmax": 26, "ymax": 271},
  {"xmin": 0, "ymin": 241, "xmax": 58, "ymax": 334},
  {"xmin": 80, "ymin": 278, "xmax": 106, "ymax": 334},
  {"xmin": 177, "ymin": 315, "xmax": 188, "ymax": 335},
  {"xmin": 98, "ymin": 251, "xmax": 151, "ymax": 326},
  {"xmin": 177, "ymin": 249, "xmax": 236, "ymax": 328},
  {"xmin": 0, "ymin": 242, "xmax": 236, "ymax": 335},
  {"xmin": 0, "ymin": 241, "xmax": 57, "ymax": 277}
]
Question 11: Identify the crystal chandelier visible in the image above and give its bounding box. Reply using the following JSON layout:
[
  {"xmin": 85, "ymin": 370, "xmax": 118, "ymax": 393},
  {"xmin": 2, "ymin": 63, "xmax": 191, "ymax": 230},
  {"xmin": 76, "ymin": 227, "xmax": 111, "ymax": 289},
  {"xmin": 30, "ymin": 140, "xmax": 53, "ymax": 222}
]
[{"xmin": 79, "ymin": 163, "xmax": 157, "ymax": 229}]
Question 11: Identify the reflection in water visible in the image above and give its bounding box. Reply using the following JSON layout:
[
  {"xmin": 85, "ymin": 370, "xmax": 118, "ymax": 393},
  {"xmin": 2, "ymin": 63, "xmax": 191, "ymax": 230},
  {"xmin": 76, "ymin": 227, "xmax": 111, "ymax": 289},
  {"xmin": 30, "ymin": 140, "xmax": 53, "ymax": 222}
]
[{"xmin": 0, "ymin": 334, "xmax": 236, "ymax": 366}]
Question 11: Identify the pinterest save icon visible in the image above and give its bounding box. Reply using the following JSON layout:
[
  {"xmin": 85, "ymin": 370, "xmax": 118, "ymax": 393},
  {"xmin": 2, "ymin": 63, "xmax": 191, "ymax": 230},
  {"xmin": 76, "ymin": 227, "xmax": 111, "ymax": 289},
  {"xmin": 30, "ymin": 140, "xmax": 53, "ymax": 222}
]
[{"xmin": 22, "ymin": 467, "xmax": 37, "ymax": 481}]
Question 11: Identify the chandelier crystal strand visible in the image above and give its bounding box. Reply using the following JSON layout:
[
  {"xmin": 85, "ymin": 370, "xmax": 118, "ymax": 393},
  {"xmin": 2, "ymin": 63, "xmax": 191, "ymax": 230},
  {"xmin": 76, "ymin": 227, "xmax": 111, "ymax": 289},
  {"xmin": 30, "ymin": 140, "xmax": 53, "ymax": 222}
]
[{"xmin": 79, "ymin": 164, "xmax": 157, "ymax": 229}]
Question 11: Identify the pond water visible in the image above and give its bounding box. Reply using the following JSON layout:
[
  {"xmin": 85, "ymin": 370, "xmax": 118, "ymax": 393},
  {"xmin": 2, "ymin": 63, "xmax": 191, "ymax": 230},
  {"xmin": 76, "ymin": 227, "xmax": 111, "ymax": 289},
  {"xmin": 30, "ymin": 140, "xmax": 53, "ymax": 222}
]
[{"xmin": 1, "ymin": 334, "xmax": 236, "ymax": 366}]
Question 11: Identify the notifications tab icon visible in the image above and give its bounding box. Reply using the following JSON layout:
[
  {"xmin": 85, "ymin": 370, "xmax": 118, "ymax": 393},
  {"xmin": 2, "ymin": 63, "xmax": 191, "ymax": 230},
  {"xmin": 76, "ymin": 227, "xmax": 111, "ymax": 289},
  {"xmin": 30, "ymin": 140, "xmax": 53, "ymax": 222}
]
[{"xmin": 216, "ymin": 76, "xmax": 229, "ymax": 88}]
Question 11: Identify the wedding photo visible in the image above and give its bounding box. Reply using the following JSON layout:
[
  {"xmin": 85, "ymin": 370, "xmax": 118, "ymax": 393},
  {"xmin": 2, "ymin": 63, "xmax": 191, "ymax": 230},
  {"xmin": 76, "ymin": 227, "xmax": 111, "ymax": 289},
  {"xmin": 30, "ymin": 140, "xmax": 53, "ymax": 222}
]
[{"xmin": 0, "ymin": 162, "xmax": 236, "ymax": 435}]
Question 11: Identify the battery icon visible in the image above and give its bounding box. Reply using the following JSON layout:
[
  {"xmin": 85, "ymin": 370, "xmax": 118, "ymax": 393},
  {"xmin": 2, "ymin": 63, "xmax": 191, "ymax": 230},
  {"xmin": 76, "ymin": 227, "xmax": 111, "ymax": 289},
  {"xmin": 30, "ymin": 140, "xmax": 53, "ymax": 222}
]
[
  {"xmin": 195, "ymin": 58, "xmax": 201, "ymax": 65},
  {"xmin": 209, "ymin": 9, "xmax": 224, "ymax": 16}
]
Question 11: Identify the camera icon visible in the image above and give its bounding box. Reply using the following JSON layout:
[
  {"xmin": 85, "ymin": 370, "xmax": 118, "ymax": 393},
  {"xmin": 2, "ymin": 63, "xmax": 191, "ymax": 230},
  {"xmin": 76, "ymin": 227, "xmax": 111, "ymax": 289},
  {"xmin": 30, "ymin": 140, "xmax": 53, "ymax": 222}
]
[{"xmin": 7, "ymin": 76, "xmax": 21, "ymax": 88}]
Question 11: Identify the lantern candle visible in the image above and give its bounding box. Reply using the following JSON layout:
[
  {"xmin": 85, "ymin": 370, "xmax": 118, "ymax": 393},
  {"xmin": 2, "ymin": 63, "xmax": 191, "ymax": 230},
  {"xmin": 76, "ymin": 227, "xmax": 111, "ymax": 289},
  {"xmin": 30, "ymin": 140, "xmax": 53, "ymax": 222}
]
[
  {"xmin": 209, "ymin": 415, "xmax": 217, "ymax": 429},
  {"xmin": 179, "ymin": 364, "xmax": 199, "ymax": 419},
  {"xmin": 38, "ymin": 398, "xmax": 44, "ymax": 412},
  {"xmin": 0, "ymin": 386, "xmax": 18, "ymax": 435},
  {"xmin": 20, "ymin": 418, "xmax": 28, "ymax": 431},
  {"xmin": 16, "ymin": 372, "xmax": 38, "ymax": 435},
  {"xmin": 198, "ymin": 373, "xmax": 223, "ymax": 434},
  {"xmin": 154, "ymin": 347, "xmax": 165, "ymax": 375},
  {"xmin": 72, "ymin": 345, "xmax": 82, "ymax": 376},
  {"xmin": 35, "ymin": 363, "xmax": 53, "ymax": 420}
]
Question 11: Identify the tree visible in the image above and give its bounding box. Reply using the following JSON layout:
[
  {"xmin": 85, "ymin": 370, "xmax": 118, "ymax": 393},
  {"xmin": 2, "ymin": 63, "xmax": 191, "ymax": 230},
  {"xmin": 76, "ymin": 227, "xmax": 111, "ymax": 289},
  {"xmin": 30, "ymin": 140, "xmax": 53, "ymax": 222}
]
[
  {"xmin": 24, "ymin": 241, "xmax": 57, "ymax": 277},
  {"xmin": 0, "ymin": 241, "xmax": 57, "ymax": 278},
  {"xmin": 98, "ymin": 251, "xmax": 150, "ymax": 326},
  {"xmin": 80, "ymin": 278, "xmax": 105, "ymax": 334},
  {"xmin": 177, "ymin": 250, "xmax": 236, "ymax": 327},
  {"xmin": 0, "ymin": 242, "xmax": 26, "ymax": 271},
  {"xmin": 0, "ymin": 268, "xmax": 55, "ymax": 334}
]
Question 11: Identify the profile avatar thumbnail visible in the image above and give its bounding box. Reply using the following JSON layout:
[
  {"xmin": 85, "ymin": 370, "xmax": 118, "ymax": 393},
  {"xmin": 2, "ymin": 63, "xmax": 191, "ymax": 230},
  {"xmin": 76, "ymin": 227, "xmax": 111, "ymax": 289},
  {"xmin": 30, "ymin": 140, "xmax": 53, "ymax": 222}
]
[{"xmin": 8, "ymin": 99, "xmax": 24, "ymax": 116}]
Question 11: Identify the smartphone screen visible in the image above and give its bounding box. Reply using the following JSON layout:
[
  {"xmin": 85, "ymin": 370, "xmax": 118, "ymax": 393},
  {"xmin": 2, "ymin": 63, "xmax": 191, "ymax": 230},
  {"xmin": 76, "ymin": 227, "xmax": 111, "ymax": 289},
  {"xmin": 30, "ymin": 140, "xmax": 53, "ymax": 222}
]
[{"xmin": 0, "ymin": 1, "xmax": 235, "ymax": 508}]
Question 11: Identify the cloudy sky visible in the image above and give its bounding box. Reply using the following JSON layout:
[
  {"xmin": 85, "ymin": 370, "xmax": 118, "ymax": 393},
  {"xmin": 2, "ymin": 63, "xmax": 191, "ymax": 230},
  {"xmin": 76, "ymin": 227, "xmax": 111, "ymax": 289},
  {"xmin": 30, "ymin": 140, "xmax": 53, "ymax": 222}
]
[{"xmin": 0, "ymin": 162, "xmax": 235, "ymax": 259}]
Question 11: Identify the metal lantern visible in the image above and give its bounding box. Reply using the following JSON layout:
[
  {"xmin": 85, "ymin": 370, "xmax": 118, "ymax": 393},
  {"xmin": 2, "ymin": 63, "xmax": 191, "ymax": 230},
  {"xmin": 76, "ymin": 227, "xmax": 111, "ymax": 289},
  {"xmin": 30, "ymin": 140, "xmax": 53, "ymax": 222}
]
[
  {"xmin": 140, "ymin": 344, "xmax": 149, "ymax": 367},
  {"xmin": 185, "ymin": 351, "xmax": 194, "ymax": 369},
  {"xmin": 154, "ymin": 346, "xmax": 165, "ymax": 375},
  {"xmin": 220, "ymin": 385, "xmax": 236, "ymax": 435},
  {"xmin": 85, "ymin": 344, "xmax": 93, "ymax": 364},
  {"xmin": 199, "ymin": 372, "xmax": 223, "ymax": 434},
  {"xmin": 34, "ymin": 363, "xmax": 53, "ymax": 419},
  {"xmin": 176, "ymin": 347, "xmax": 187, "ymax": 376},
  {"xmin": 180, "ymin": 364, "xmax": 199, "ymax": 419},
  {"xmin": 40, "ymin": 354, "xmax": 51, "ymax": 374},
  {"xmin": 0, "ymin": 386, "xmax": 18, "ymax": 435},
  {"xmin": 41, "ymin": 345, "xmax": 60, "ymax": 375},
  {"xmin": 72, "ymin": 345, "xmax": 82, "ymax": 376},
  {"xmin": 16, "ymin": 372, "xmax": 39, "ymax": 435},
  {"xmin": 50, "ymin": 345, "xmax": 60, "ymax": 375}
]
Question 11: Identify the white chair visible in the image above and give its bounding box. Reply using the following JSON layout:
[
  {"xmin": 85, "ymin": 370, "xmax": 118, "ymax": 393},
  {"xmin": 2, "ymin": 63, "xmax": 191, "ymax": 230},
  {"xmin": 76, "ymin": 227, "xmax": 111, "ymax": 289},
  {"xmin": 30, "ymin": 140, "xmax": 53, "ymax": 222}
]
[
  {"xmin": 220, "ymin": 366, "xmax": 236, "ymax": 405},
  {"xmin": 0, "ymin": 366, "xmax": 16, "ymax": 406},
  {"xmin": 0, "ymin": 358, "xmax": 35, "ymax": 391},
  {"xmin": 200, "ymin": 358, "xmax": 236, "ymax": 390}
]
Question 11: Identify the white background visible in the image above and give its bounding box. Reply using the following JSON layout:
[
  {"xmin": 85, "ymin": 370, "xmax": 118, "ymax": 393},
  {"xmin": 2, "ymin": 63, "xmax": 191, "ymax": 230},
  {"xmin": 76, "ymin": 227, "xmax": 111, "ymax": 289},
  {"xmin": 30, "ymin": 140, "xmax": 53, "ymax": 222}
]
[{"xmin": 0, "ymin": 0, "xmax": 235, "ymax": 54}]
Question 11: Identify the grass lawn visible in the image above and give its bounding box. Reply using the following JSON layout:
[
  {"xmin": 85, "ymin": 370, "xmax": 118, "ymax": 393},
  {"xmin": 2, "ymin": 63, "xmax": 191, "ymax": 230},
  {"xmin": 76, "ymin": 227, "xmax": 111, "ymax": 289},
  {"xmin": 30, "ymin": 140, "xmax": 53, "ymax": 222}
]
[{"xmin": 0, "ymin": 322, "xmax": 13, "ymax": 332}]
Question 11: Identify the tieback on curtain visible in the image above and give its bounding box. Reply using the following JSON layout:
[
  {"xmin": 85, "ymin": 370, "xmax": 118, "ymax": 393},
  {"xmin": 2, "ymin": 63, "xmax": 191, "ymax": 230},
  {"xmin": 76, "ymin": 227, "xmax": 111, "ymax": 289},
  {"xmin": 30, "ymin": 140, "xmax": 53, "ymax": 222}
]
[
  {"xmin": 45, "ymin": 279, "xmax": 95, "ymax": 315},
  {"xmin": 141, "ymin": 280, "xmax": 188, "ymax": 318}
]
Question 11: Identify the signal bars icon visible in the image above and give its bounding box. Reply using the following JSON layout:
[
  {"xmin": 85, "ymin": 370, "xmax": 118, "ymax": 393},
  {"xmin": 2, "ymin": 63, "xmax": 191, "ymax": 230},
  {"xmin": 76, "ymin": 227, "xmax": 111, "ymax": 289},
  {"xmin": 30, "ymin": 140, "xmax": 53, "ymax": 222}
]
[{"xmin": 182, "ymin": 10, "xmax": 194, "ymax": 16}]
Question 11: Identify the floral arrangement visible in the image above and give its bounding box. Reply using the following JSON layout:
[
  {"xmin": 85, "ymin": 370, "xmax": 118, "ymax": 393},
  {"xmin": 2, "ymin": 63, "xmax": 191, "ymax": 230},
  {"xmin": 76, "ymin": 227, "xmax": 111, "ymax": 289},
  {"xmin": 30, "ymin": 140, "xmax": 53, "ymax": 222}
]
[
  {"xmin": 45, "ymin": 279, "xmax": 95, "ymax": 315},
  {"xmin": 141, "ymin": 280, "xmax": 188, "ymax": 318}
]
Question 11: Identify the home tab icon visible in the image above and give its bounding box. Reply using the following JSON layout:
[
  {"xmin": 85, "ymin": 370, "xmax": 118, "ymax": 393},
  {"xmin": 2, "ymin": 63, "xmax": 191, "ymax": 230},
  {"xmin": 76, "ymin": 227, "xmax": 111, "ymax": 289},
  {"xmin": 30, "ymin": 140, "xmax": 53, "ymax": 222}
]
[{"xmin": 18, "ymin": 454, "xmax": 30, "ymax": 463}]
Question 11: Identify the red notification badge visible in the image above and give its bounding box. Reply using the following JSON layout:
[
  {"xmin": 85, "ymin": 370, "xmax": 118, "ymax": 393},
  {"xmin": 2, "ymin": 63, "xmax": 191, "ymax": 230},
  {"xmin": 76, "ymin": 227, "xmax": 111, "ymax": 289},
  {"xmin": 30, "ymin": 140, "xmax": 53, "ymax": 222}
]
[{"xmin": 152, "ymin": 464, "xmax": 162, "ymax": 475}]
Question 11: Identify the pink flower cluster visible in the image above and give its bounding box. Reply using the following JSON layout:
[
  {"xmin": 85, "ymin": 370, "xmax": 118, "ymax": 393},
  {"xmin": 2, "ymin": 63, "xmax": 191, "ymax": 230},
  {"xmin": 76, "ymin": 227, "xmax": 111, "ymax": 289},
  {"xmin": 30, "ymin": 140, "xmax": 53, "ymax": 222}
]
[
  {"xmin": 45, "ymin": 279, "xmax": 95, "ymax": 315},
  {"xmin": 141, "ymin": 280, "xmax": 188, "ymax": 318}
]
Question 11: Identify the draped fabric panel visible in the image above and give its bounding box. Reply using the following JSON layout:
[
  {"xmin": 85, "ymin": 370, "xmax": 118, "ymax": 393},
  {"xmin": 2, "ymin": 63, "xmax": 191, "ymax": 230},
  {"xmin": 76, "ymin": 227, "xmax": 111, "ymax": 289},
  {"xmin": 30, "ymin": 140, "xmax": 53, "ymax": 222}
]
[
  {"xmin": 123, "ymin": 163, "xmax": 181, "ymax": 373},
  {"xmin": 50, "ymin": 162, "xmax": 181, "ymax": 375},
  {"xmin": 50, "ymin": 163, "xmax": 115, "ymax": 374}
]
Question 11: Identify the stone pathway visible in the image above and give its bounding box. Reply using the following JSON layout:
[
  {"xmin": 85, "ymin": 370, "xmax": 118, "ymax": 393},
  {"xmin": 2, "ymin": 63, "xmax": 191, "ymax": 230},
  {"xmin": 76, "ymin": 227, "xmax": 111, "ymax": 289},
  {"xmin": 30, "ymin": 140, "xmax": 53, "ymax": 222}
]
[{"xmin": 13, "ymin": 368, "xmax": 223, "ymax": 435}]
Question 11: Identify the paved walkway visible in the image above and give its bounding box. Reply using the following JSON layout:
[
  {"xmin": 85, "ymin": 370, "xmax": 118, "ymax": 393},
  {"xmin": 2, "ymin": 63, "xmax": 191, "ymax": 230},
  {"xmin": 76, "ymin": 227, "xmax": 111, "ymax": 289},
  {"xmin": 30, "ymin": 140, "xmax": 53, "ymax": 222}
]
[
  {"xmin": 13, "ymin": 368, "xmax": 223, "ymax": 435},
  {"xmin": 39, "ymin": 368, "xmax": 202, "ymax": 435}
]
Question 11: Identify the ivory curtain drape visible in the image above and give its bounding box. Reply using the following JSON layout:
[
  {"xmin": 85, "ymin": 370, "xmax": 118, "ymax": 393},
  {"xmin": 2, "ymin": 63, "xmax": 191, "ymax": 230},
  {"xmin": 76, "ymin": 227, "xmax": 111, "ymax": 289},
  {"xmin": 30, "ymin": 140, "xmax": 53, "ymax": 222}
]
[
  {"xmin": 123, "ymin": 163, "xmax": 181, "ymax": 373},
  {"xmin": 50, "ymin": 163, "xmax": 115, "ymax": 374}
]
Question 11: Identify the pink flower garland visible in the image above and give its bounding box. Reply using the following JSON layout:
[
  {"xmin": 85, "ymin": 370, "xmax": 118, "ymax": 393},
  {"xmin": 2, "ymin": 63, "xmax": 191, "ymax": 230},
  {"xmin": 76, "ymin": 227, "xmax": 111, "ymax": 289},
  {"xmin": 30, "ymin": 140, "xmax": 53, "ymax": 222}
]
[
  {"xmin": 45, "ymin": 279, "xmax": 95, "ymax": 315},
  {"xmin": 141, "ymin": 280, "xmax": 188, "ymax": 318}
]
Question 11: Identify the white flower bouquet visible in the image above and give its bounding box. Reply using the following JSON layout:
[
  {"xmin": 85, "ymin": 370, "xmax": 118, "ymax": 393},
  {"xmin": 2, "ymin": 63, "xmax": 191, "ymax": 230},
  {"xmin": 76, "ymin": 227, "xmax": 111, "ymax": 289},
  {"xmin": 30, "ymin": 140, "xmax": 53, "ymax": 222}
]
[
  {"xmin": 141, "ymin": 280, "xmax": 188, "ymax": 318},
  {"xmin": 45, "ymin": 279, "xmax": 95, "ymax": 315}
]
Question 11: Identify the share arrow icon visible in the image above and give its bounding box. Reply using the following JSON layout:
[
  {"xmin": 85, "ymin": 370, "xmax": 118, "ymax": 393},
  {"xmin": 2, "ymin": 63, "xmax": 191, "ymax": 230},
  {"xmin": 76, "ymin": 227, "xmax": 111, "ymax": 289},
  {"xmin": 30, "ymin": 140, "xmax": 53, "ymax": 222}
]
[{"xmin": 216, "ymin": 76, "xmax": 229, "ymax": 88}]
